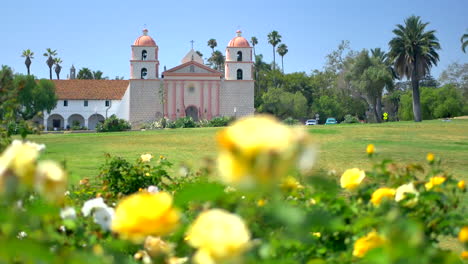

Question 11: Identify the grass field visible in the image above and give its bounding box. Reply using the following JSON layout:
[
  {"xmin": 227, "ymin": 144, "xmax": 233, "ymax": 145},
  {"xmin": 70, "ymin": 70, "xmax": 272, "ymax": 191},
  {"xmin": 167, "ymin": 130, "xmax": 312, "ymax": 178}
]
[{"xmin": 25, "ymin": 119, "xmax": 468, "ymax": 185}]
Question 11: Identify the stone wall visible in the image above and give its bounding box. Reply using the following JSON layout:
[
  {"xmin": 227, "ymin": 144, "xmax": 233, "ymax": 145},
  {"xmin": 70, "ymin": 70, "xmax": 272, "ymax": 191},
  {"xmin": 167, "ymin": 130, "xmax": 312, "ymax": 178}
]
[{"xmin": 129, "ymin": 79, "xmax": 163, "ymax": 126}]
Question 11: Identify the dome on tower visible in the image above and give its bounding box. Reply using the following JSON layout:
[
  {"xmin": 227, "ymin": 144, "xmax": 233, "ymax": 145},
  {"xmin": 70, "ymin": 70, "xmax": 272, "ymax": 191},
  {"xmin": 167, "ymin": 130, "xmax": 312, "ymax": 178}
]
[
  {"xmin": 227, "ymin": 30, "xmax": 250, "ymax": 48},
  {"xmin": 133, "ymin": 29, "xmax": 157, "ymax": 46}
]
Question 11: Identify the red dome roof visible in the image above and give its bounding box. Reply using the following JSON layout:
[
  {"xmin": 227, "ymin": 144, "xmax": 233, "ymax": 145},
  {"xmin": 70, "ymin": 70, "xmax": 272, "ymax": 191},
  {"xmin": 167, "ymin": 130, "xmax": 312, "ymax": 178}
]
[
  {"xmin": 227, "ymin": 30, "xmax": 250, "ymax": 48},
  {"xmin": 133, "ymin": 29, "xmax": 157, "ymax": 46}
]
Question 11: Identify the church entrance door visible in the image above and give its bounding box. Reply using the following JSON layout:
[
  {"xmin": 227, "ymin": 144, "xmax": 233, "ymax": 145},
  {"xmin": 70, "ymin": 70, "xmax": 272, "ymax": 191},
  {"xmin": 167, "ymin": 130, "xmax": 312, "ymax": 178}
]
[{"xmin": 185, "ymin": 106, "xmax": 199, "ymax": 121}]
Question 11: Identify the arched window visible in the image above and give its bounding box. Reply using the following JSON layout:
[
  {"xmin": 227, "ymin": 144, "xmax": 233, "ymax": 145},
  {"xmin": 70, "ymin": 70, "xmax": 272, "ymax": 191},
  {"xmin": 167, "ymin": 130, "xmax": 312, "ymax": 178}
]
[
  {"xmin": 237, "ymin": 51, "xmax": 242, "ymax": 61},
  {"xmin": 237, "ymin": 69, "xmax": 243, "ymax": 80},
  {"xmin": 141, "ymin": 68, "xmax": 148, "ymax": 79},
  {"xmin": 142, "ymin": 50, "xmax": 147, "ymax": 60}
]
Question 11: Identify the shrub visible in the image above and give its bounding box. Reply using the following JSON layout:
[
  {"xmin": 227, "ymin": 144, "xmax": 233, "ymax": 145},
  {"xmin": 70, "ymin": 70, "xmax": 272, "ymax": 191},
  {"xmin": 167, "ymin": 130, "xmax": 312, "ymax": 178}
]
[
  {"xmin": 209, "ymin": 116, "xmax": 234, "ymax": 127},
  {"xmin": 141, "ymin": 117, "xmax": 169, "ymax": 130},
  {"xmin": 174, "ymin": 116, "xmax": 196, "ymax": 128},
  {"xmin": 98, "ymin": 154, "xmax": 173, "ymax": 196},
  {"xmin": 282, "ymin": 117, "xmax": 299, "ymax": 125},
  {"xmin": 96, "ymin": 115, "xmax": 131, "ymax": 132},
  {"xmin": 197, "ymin": 119, "xmax": 211, "ymax": 127},
  {"xmin": 342, "ymin": 114, "xmax": 359, "ymax": 123}
]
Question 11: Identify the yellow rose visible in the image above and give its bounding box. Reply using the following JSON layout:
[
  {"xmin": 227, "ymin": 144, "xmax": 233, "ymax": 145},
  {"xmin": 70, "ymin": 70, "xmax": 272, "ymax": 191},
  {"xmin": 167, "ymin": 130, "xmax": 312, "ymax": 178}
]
[
  {"xmin": 257, "ymin": 199, "xmax": 267, "ymax": 207},
  {"xmin": 458, "ymin": 180, "xmax": 466, "ymax": 190},
  {"xmin": 34, "ymin": 161, "xmax": 67, "ymax": 202},
  {"xmin": 426, "ymin": 152, "xmax": 435, "ymax": 163},
  {"xmin": 144, "ymin": 236, "xmax": 172, "ymax": 257},
  {"xmin": 186, "ymin": 209, "xmax": 250, "ymax": 264},
  {"xmin": 353, "ymin": 231, "xmax": 385, "ymax": 258},
  {"xmin": 425, "ymin": 176, "xmax": 446, "ymax": 190},
  {"xmin": 280, "ymin": 176, "xmax": 304, "ymax": 192},
  {"xmin": 371, "ymin": 188, "xmax": 396, "ymax": 206},
  {"xmin": 140, "ymin": 154, "xmax": 153, "ymax": 162},
  {"xmin": 395, "ymin": 182, "xmax": 419, "ymax": 206},
  {"xmin": 216, "ymin": 115, "xmax": 314, "ymax": 188},
  {"xmin": 459, "ymin": 226, "xmax": 468, "ymax": 243},
  {"xmin": 366, "ymin": 144, "xmax": 375, "ymax": 155},
  {"xmin": 112, "ymin": 192, "xmax": 180, "ymax": 242},
  {"xmin": 340, "ymin": 168, "xmax": 366, "ymax": 190},
  {"xmin": 0, "ymin": 140, "xmax": 40, "ymax": 186},
  {"xmin": 461, "ymin": 251, "xmax": 468, "ymax": 260}
]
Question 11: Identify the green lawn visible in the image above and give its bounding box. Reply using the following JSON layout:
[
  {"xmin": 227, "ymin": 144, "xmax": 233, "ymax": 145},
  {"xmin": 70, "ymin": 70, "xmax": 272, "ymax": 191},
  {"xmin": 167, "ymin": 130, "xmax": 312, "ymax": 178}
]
[{"xmin": 25, "ymin": 119, "xmax": 468, "ymax": 185}]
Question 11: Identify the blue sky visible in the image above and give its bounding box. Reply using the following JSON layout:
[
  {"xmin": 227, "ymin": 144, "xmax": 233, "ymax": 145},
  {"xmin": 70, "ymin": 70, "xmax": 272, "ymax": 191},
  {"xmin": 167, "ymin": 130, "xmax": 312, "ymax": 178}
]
[{"xmin": 1, "ymin": 0, "xmax": 467, "ymax": 80}]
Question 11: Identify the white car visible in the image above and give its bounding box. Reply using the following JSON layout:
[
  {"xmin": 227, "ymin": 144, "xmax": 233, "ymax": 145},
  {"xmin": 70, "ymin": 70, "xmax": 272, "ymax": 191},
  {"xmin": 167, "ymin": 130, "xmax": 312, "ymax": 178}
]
[{"xmin": 305, "ymin": 119, "xmax": 317, "ymax": 125}]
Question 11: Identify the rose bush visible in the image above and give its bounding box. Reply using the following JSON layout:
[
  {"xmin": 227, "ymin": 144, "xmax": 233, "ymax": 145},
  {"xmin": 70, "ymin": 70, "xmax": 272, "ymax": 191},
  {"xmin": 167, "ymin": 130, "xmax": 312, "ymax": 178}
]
[{"xmin": 0, "ymin": 115, "xmax": 467, "ymax": 263}]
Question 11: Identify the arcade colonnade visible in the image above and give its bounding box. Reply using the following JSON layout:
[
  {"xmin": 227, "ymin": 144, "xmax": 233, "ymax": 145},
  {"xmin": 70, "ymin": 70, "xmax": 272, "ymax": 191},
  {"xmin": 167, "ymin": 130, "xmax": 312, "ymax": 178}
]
[{"xmin": 38, "ymin": 113, "xmax": 106, "ymax": 130}]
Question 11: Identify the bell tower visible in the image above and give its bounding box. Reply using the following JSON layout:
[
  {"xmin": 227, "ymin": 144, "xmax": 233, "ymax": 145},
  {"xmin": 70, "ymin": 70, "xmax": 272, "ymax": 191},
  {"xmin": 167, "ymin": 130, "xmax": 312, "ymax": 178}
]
[
  {"xmin": 225, "ymin": 30, "xmax": 253, "ymax": 81},
  {"xmin": 130, "ymin": 29, "xmax": 159, "ymax": 79}
]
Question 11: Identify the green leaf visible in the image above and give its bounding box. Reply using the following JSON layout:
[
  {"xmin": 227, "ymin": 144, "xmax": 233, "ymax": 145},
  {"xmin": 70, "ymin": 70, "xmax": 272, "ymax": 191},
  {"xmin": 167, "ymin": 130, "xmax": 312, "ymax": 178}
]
[{"xmin": 174, "ymin": 180, "xmax": 225, "ymax": 207}]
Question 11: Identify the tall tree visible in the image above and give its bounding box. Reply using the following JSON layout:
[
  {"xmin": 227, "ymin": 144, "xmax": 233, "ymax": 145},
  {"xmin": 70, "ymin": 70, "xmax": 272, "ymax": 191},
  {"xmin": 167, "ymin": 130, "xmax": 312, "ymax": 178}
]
[
  {"xmin": 347, "ymin": 50, "xmax": 393, "ymax": 123},
  {"xmin": 277, "ymin": 44, "xmax": 289, "ymax": 72},
  {"xmin": 77, "ymin": 67, "xmax": 93, "ymax": 79},
  {"xmin": 462, "ymin": 33, "xmax": 468, "ymax": 53},
  {"xmin": 207, "ymin": 39, "xmax": 217, "ymax": 53},
  {"xmin": 21, "ymin": 49, "xmax": 34, "ymax": 75},
  {"xmin": 93, "ymin": 70, "xmax": 104, "ymax": 80},
  {"xmin": 14, "ymin": 75, "xmax": 57, "ymax": 120},
  {"xmin": 388, "ymin": 16, "xmax": 440, "ymax": 122},
  {"xmin": 250, "ymin": 36, "xmax": 258, "ymax": 57},
  {"xmin": 43, "ymin": 48, "xmax": 57, "ymax": 80},
  {"xmin": 267, "ymin": 31, "xmax": 282, "ymax": 71},
  {"xmin": 208, "ymin": 51, "xmax": 225, "ymax": 71},
  {"xmin": 54, "ymin": 58, "xmax": 62, "ymax": 80}
]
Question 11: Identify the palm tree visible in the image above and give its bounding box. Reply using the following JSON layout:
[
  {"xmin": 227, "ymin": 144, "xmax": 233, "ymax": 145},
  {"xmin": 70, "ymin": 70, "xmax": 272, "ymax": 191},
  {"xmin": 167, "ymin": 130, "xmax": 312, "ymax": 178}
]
[
  {"xmin": 208, "ymin": 51, "xmax": 225, "ymax": 71},
  {"xmin": 54, "ymin": 58, "xmax": 62, "ymax": 80},
  {"xmin": 267, "ymin": 31, "xmax": 282, "ymax": 71},
  {"xmin": 250, "ymin": 36, "xmax": 258, "ymax": 58},
  {"xmin": 21, "ymin": 49, "xmax": 34, "ymax": 75},
  {"xmin": 77, "ymin": 67, "xmax": 93, "ymax": 79},
  {"xmin": 276, "ymin": 44, "xmax": 288, "ymax": 72},
  {"xmin": 388, "ymin": 16, "xmax": 440, "ymax": 122},
  {"xmin": 93, "ymin": 70, "xmax": 104, "ymax": 80},
  {"xmin": 43, "ymin": 48, "xmax": 57, "ymax": 80},
  {"xmin": 462, "ymin": 33, "xmax": 468, "ymax": 53},
  {"xmin": 207, "ymin": 39, "xmax": 217, "ymax": 53}
]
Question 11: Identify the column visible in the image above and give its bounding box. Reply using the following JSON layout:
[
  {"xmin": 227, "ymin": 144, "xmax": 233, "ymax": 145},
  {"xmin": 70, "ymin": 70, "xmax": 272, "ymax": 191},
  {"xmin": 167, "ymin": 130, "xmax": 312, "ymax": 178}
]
[
  {"xmin": 200, "ymin": 81, "xmax": 204, "ymax": 119},
  {"xmin": 84, "ymin": 118, "xmax": 89, "ymax": 130},
  {"xmin": 208, "ymin": 81, "xmax": 212, "ymax": 120},
  {"xmin": 43, "ymin": 113, "xmax": 48, "ymax": 131},
  {"xmin": 216, "ymin": 81, "xmax": 220, "ymax": 117},
  {"xmin": 164, "ymin": 80, "xmax": 168, "ymax": 118},
  {"xmin": 180, "ymin": 81, "xmax": 185, "ymax": 117},
  {"xmin": 171, "ymin": 81, "xmax": 177, "ymax": 120}
]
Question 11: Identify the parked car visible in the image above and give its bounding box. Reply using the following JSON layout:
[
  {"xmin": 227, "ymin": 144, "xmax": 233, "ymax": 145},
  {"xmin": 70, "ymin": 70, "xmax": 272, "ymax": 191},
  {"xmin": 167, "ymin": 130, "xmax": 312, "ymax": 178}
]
[
  {"xmin": 305, "ymin": 119, "xmax": 317, "ymax": 126},
  {"xmin": 325, "ymin": 117, "xmax": 338, "ymax": 125}
]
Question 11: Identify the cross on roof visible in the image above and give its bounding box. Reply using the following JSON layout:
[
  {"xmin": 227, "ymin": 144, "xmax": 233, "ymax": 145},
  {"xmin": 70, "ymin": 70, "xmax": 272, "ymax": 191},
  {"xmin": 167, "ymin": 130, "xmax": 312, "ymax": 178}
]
[{"xmin": 190, "ymin": 40, "xmax": 194, "ymax": 49}]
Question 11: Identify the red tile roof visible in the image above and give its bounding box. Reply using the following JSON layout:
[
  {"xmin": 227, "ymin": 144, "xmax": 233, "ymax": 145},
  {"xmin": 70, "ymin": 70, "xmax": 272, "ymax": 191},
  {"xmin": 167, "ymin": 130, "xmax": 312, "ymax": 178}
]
[{"xmin": 52, "ymin": 80, "xmax": 129, "ymax": 100}]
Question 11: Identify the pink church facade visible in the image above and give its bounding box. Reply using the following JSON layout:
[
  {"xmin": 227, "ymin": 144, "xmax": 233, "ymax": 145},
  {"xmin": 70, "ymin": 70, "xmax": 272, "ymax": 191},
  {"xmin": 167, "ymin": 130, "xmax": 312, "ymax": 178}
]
[{"xmin": 128, "ymin": 29, "xmax": 255, "ymax": 126}]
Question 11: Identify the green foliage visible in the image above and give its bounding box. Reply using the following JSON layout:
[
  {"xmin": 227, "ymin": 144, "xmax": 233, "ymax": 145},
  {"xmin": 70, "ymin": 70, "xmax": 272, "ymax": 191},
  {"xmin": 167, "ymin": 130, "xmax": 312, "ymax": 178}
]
[
  {"xmin": 207, "ymin": 116, "xmax": 234, "ymax": 127},
  {"xmin": 399, "ymin": 85, "xmax": 466, "ymax": 120},
  {"xmin": 96, "ymin": 115, "xmax": 131, "ymax": 132},
  {"xmin": 342, "ymin": 114, "xmax": 360, "ymax": 123},
  {"xmin": 282, "ymin": 117, "xmax": 300, "ymax": 125},
  {"xmin": 14, "ymin": 75, "xmax": 58, "ymax": 120},
  {"xmin": 98, "ymin": 154, "xmax": 173, "ymax": 196},
  {"xmin": 174, "ymin": 116, "xmax": 196, "ymax": 128},
  {"xmin": 259, "ymin": 87, "xmax": 308, "ymax": 119}
]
